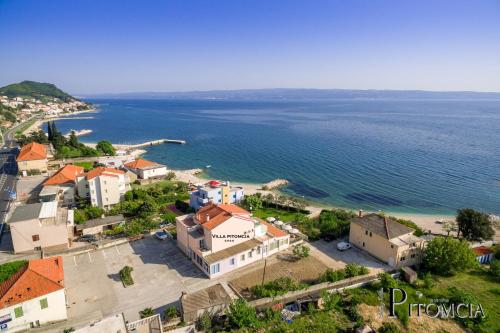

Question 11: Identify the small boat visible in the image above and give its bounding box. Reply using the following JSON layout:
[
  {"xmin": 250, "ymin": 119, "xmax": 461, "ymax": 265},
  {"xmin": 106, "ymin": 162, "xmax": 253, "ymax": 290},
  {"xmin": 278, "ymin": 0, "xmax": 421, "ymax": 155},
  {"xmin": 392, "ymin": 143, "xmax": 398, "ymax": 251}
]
[{"xmin": 205, "ymin": 165, "xmax": 211, "ymax": 168}]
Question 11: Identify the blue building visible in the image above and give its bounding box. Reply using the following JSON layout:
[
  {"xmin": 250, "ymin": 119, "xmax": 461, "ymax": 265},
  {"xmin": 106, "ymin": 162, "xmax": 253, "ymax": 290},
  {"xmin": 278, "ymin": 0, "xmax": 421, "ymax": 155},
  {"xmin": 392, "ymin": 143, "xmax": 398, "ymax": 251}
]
[{"xmin": 189, "ymin": 180, "xmax": 244, "ymax": 211}]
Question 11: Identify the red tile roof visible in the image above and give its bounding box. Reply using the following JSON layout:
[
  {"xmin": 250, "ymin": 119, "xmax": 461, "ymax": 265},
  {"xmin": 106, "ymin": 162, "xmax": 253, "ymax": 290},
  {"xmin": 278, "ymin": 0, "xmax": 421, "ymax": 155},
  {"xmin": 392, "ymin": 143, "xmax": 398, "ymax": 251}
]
[
  {"xmin": 85, "ymin": 167, "xmax": 124, "ymax": 180},
  {"xmin": 196, "ymin": 204, "xmax": 250, "ymax": 230},
  {"xmin": 43, "ymin": 164, "xmax": 84, "ymax": 186},
  {"xmin": 124, "ymin": 158, "xmax": 160, "ymax": 169},
  {"xmin": 0, "ymin": 257, "xmax": 64, "ymax": 309},
  {"xmin": 16, "ymin": 142, "xmax": 47, "ymax": 161},
  {"xmin": 472, "ymin": 246, "xmax": 493, "ymax": 256}
]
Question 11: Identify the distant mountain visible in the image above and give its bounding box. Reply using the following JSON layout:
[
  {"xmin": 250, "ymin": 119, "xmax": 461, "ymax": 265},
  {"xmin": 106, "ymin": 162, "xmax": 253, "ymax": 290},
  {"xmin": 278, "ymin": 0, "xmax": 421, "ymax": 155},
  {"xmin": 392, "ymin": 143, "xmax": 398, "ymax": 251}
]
[
  {"xmin": 85, "ymin": 88, "xmax": 500, "ymax": 100},
  {"xmin": 0, "ymin": 81, "xmax": 75, "ymax": 102}
]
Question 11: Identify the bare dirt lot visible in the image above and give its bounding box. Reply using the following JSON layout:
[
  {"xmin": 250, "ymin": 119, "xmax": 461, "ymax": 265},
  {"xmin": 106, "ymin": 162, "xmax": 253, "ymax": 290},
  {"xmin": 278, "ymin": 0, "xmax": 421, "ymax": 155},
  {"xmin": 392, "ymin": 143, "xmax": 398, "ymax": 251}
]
[{"xmin": 229, "ymin": 249, "xmax": 329, "ymax": 297}]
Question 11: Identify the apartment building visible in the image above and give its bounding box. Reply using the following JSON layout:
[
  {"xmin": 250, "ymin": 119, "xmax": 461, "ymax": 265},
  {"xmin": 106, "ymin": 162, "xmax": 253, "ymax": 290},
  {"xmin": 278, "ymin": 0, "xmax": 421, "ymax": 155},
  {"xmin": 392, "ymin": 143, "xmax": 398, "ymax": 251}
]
[
  {"xmin": 76, "ymin": 167, "xmax": 127, "ymax": 209},
  {"xmin": 189, "ymin": 180, "xmax": 244, "ymax": 211},
  {"xmin": 40, "ymin": 164, "xmax": 84, "ymax": 205},
  {"xmin": 176, "ymin": 203, "xmax": 289, "ymax": 278}
]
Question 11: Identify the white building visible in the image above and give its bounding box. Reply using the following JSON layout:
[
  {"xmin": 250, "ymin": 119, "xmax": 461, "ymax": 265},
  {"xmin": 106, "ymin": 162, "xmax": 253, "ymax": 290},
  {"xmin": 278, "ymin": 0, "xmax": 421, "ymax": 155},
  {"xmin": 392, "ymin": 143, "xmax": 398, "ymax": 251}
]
[
  {"xmin": 8, "ymin": 201, "xmax": 72, "ymax": 254},
  {"xmin": 0, "ymin": 257, "xmax": 67, "ymax": 332},
  {"xmin": 123, "ymin": 158, "xmax": 167, "ymax": 180},
  {"xmin": 76, "ymin": 167, "xmax": 127, "ymax": 209},
  {"xmin": 189, "ymin": 180, "xmax": 244, "ymax": 211},
  {"xmin": 176, "ymin": 203, "xmax": 290, "ymax": 279}
]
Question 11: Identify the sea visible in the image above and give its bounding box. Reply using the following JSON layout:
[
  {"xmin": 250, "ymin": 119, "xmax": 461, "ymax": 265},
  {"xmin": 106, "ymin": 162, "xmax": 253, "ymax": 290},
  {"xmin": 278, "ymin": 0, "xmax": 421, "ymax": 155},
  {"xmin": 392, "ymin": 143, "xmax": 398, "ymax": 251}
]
[{"xmin": 52, "ymin": 98, "xmax": 500, "ymax": 215}]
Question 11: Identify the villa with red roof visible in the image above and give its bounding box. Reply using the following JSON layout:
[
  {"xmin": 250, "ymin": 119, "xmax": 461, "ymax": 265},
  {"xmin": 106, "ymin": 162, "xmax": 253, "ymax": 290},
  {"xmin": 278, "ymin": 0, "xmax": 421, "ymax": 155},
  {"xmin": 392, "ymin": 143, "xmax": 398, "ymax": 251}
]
[
  {"xmin": 76, "ymin": 167, "xmax": 127, "ymax": 209},
  {"xmin": 176, "ymin": 203, "xmax": 290, "ymax": 278},
  {"xmin": 124, "ymin": 158, "xmax": 167, "ymax": 180},
  {"xmin": 16, "ymin": 142, "xmax": 48, "ymax": 176},
  {"xmin": 40, "ymin": 164, "xmax": 84, "ymax": 205},
  {"xmin": 0, "ymin": 257, "xmax": 67, "ymax": 332}
]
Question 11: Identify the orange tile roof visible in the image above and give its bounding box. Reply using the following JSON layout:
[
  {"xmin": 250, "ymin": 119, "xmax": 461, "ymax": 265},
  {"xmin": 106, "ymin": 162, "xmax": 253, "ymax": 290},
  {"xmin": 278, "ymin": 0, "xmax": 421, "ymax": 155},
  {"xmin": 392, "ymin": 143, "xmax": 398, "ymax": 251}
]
[
  {"xmin": 85, "ymin": 166, "xmax": 125, "ymax": 180},
  {"xmin": 16, "ymin": 142, "xmax": 47, "ymax": 161},
  {"xmin": 196, "ymin": 204, "xmax": 250, "ymax": 230},
  {"xmin": 124, "ymin": 158, "xmax": 160, "ymax": 169},
  {"xmin": 260, "ymin": 220, "xmax": 288, "ymax": 238},
  {"xmin": 0, "ymin": 256, "xmax": 64, "ymax": 309},
  {"xmin": 43, "ymin": 164, "xmax": 84, "ymax": 186}
]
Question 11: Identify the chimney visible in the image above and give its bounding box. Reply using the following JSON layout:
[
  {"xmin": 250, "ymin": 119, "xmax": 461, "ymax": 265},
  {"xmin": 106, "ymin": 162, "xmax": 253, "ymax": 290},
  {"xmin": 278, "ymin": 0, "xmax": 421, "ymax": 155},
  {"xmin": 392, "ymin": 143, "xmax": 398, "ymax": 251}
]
[
  {"xmin": 358, "ymin": 209, "xmax": 363, "ymax": 218},
  {"xmin": 206, "ymin": 214, "xmax": 210, "ymax": 222}
]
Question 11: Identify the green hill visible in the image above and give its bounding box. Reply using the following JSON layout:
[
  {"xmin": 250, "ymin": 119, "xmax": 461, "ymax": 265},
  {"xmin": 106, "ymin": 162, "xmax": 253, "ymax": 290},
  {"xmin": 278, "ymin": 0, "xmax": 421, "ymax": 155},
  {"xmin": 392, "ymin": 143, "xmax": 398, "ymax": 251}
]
[{"xmin": 0, "ymin": 81, "xmax": 75, "ymax": 102}]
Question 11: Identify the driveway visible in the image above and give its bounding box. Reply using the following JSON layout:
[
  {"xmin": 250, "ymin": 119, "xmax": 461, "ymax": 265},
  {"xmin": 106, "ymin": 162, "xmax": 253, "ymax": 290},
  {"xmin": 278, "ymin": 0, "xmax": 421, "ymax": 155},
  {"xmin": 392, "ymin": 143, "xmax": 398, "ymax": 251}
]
[
  {"xmin": 61, "ymin": 236, "xmax": 213, "ymax": 328},
  {"xmin": 309, "ymin": 239, "xmax": 390, "ymax": 272}
]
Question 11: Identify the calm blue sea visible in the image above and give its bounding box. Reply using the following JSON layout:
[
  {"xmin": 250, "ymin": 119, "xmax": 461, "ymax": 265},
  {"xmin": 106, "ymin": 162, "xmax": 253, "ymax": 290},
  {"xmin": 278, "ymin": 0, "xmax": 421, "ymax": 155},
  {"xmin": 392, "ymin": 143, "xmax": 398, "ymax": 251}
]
[{"xmin": 53, "ymin": 98, "xmax": 500, "ymax": 215}]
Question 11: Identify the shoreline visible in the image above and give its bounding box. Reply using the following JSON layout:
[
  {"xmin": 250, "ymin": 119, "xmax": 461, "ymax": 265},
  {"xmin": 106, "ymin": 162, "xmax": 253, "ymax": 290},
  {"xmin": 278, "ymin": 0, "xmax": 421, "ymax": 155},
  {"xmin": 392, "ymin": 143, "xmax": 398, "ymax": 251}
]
[
  {"xmin": 23, "ymin": 108, "xmax": 98, "ymax": 135},
  {"xmin": 169, "ymin": 168, "xmax": 458, "ymax": 236}
]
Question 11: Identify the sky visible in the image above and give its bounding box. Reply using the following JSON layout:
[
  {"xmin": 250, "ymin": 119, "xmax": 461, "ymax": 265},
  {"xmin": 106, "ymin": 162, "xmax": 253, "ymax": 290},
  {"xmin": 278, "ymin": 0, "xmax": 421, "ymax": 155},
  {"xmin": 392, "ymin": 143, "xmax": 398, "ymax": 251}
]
[{"xmin": 0, "ymin": 0, "xmax": 499, "ymax": 94}]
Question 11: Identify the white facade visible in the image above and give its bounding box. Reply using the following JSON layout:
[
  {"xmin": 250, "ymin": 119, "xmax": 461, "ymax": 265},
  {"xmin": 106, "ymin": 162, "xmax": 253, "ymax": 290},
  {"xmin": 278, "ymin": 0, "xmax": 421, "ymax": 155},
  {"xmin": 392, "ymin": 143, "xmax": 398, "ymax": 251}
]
[
  {"xmin": 138, "ymin": 166, "xmax": 167, "ymax": 180},
  {"xmin": 76, "ymin": 170, "xmax": 127, "ymax": 209},
  {"xmin": 189, "ymin": 182, "xmax": 244, "ymax": 210},
  {"xmin": 0, "ymin": 290, "xmax": 67, "ymax": 332}
]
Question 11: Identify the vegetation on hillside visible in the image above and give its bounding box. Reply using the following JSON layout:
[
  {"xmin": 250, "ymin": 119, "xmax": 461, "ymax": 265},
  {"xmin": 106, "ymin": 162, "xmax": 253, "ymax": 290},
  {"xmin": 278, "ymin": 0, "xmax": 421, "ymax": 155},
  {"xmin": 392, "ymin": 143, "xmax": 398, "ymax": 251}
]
[{"xmin": 0, "ymin": 80, "xmax": 75, "ymax": 102}]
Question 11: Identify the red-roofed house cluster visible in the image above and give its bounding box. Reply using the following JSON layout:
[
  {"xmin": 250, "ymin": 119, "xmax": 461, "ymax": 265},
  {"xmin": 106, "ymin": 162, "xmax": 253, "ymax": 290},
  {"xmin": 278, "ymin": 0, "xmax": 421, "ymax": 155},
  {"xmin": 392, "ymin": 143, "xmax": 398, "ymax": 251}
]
[
  {"xmin": 176, "ymin": 203, "xmax": 290, "ymax": 278},
  {"xmin": 0, "ymin": 257, "xmax": 67, "ymax": 332}
]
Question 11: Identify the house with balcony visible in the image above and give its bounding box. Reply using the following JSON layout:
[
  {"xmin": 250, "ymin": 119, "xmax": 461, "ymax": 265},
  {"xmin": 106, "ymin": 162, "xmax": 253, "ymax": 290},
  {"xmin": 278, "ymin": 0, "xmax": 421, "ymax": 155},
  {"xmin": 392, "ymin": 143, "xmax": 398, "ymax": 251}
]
[
  {"xmin": 189, "ymin": 180, "xmax": 244, "ymax": 211},
  {"xmin": 176, "ymin": 203, "xmax": 290, "ymax": 279},
  {"xmin": 348, "ymin": 213, "xmax": 425, "ymax": 268},
  {"xmin": 76, "ymin": 167, "xmax": 128, "ymax": 209}
]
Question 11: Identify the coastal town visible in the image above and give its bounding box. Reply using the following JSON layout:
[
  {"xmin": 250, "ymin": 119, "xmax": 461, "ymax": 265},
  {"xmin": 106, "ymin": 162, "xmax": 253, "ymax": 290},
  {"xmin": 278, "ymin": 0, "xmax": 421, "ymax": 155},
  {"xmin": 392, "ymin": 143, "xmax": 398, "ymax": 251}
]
[{"xmin": 0, "ymin": 83, "xmax": 499, "ymax": 333}]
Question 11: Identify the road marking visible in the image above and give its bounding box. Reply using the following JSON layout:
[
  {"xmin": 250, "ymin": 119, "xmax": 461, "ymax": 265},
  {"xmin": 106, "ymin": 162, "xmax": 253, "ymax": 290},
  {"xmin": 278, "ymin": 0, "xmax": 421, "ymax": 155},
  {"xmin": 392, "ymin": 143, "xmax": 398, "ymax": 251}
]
[
  {"xmin": 87, "ymin": 252, "xmax": 92, "ymax": 263},
  {"xmin": 102, "ymin": 249, "xmax": 107, "ymax": 258},
  {"xmin": 73, "ymin": 256, "xmax": 77, "ymax": 266},
  {"xmin": 115, "ymin": 245, "xmax": 120, "ymax": 255}
]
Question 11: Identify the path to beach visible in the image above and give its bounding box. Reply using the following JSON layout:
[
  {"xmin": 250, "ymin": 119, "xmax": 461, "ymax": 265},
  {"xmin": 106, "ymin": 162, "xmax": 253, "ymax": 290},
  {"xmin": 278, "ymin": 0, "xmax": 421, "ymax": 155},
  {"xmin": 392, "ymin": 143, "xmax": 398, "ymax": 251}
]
[{"xmin": 170, "ymin": 169, "xmax": 473, "ymax": 237}]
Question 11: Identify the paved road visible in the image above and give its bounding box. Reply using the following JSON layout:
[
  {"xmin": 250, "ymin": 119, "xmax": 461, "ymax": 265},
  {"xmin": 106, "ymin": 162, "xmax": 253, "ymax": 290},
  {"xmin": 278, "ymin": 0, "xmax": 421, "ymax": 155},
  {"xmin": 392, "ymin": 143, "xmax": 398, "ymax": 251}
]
[{"xmin": 0, "ymin": 122, "xmax": 22, "ymax": 226}]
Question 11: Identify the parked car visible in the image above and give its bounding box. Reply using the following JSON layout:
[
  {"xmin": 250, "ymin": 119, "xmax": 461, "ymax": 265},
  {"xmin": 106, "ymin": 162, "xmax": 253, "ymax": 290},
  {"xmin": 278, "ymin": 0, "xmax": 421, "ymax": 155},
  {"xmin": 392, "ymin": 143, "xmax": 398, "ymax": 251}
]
[
  {"xmin": 78, "ymin": 234, "xmax": 97, "ymax": 243},
  {"xmin": 155, "ymin": 230, "xmax": 172, "ymax": 240},
  {"xmin": 323, "ymin": 235, "xmax": 335, "ymax": 242},
  {"xmin": 336, "ymin": 241, "xmax": 352, "ymax": 251}
]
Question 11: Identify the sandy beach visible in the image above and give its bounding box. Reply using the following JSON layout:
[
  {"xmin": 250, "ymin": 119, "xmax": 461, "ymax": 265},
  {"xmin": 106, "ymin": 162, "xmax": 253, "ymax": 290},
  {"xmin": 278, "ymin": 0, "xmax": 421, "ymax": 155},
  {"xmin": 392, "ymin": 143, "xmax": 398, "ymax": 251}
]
[
  {"xmin": 170, "ymin": 168, "xmax": 471, "ymax": 237},
  {"xmin": 23, "ymin": 108, "xmax": 98, "ymax": 135}
]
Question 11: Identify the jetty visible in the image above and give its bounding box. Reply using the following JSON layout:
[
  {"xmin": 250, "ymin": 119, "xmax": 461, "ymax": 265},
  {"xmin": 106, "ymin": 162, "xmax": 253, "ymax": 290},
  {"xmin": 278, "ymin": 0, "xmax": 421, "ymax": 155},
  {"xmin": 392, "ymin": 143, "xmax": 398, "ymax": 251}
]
[
  {"xmin": 262, "ymin": 179, "xmax": 289, "ymax": 190},
  {"xmin": 64, "ymin": 129, "xmax": 92, "ymax": 138},
  {"xmin": 114, "ymin": 138, "xmax": 186, "ymax": 150}
]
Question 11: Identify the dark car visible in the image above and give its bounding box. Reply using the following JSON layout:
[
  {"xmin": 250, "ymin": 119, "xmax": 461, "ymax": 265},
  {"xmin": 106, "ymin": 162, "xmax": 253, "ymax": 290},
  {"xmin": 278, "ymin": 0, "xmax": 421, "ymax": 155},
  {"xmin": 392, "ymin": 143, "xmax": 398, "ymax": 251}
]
[
  {"xmin": 323, "ymin": 235, "xmax": 335, "ymax": 242},
  {"xmin": 78, "ymin": 234, "xmax": 97, "ymax": 243}
]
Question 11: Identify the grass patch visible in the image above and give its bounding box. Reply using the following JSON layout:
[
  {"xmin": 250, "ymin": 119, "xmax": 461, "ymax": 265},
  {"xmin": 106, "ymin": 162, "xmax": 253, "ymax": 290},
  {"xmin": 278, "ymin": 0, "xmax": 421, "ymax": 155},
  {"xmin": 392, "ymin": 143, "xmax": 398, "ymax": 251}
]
[
  {"xmin": 119, "ymin": 266, "xmax": 134, "ymax": 286},
  {"xmin": 251, "ymin": 206, "xmax": 307, "ymax": 223},
  {"xmin": 0, "ymin": 260, "xmax": 28, "ymax": 283},
  {"xmin": 73, "ymin": 161, "xmax": 93, "ymax": 171}
]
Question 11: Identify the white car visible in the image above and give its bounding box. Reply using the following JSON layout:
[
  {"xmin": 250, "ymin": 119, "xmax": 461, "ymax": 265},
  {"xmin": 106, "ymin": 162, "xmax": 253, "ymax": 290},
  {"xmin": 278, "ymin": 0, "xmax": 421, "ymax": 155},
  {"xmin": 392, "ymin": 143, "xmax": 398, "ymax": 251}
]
[{"xmin": 336, "ymin": 241, "xmax": 352, "ymax": 251}]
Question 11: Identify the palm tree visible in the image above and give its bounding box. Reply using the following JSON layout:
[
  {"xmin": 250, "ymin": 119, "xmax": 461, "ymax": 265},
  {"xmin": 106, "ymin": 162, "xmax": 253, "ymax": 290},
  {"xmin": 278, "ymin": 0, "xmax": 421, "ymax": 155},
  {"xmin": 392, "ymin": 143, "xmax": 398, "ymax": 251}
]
[{"xmin": 139, "ymin": 307, "xmax": 155, "ymax": 319}]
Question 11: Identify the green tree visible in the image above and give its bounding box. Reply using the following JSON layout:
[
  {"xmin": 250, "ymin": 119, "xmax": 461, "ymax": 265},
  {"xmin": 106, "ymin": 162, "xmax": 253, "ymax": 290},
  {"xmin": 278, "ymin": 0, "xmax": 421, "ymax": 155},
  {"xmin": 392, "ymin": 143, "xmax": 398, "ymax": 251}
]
[
  {"xmin": 490, "ymin": 259, "xmax": 500, "ymax": 278},
  {"xmin": 138, "ymin": 200, "xmax": 157, "ymax": 217},
  {"xmin": 456, "ymin": 208, "xmax": 494, "ymax": 240},
  {"xmin": 292, "ymin": 244, "xmax": 310, "ymax": 258},
  {"xmin": 244, "ymin": 194, "xmax": 262, "ymax": 211},
  {"xmin": 68, "ymin": 131, "xmax": 79, "ymax": 148},
  {"xmin": 195, "ymin": 312, "xmax": 212, "ymax": 331},
  {"xmin": 378, "ymin": 272, "xmax": 398, "ymax": 289},
  {"xmin": 96, "ymin": 140, "xmax": 116, "ymax": 156},
  {"xmin": 139, "ymin": 307, "xmax": 155, "ymax": 319},
  {"xmin": 227, "ymin": 299, "xmax": 258, "ymax": 329},
  {"xmin": 163, "ymin": 306, "xmax": 178, "ymax": 321},
  {"xmin": 422, "ymin": 237, "xmax": 477, "ymax": 275}
]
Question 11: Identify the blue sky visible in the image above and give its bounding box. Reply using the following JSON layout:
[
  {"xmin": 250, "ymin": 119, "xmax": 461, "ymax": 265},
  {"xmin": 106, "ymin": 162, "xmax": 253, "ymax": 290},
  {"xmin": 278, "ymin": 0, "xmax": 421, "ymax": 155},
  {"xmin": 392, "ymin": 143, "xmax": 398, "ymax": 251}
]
[{"xmin": 0, "ymin": 0, "xmax": 499, "ymax": 94}]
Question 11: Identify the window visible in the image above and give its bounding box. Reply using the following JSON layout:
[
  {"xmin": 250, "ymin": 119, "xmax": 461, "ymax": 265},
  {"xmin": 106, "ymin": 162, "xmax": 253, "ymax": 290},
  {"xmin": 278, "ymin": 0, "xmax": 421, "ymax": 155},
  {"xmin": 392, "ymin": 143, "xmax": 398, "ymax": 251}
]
[
  {"xmin": 240, "ymin": 254, "xmax": 245, "ymax": 261},
  {"xmin": 248, "ymin": 251, "xmax": 253, "ymax": 258},
  {"xmin": 32, "ymin": 235, "xmax": 40, "ymax": 242},
  {"xmin": 229, "ymin": 258, "xmax": 235, "ymax": 265},
  {"xmin": 14, "ymin": 306, "xmax": 23, "ymax": 318},
  {"xmin": 411, "ymin": 254, "xmax": 416, "ymax": 258},
  {"xmin": 400, "ymin": 256, "xmax": 406, "ymax": 261},
  {"xmin": 391, "ymin": 245, "xmax": 394, "ymax": 249},
  {"xmin": 256, "ymin": 246, "xmax": 261, "ymax": 254},
  {"xmin": 362, "ymin": 242, "xmax": 365, "ymax": 247},
  {"xmin": 365, "ymin": 230, "xmax": 368, "ymax": 235},
  {"xmin": 369, "ymin": 232, "xmax": 372, "ymax": 237},
  {"xmin": 39, "ymin": 298, "xmax": 48, "ymax": 309},
  {"xmin": 211, "ymin": 263, "xmax": 220, "ymax": 274},
  {"xmin": 199, "ymin": 239, "xmax": 206, "ymax": 249}
]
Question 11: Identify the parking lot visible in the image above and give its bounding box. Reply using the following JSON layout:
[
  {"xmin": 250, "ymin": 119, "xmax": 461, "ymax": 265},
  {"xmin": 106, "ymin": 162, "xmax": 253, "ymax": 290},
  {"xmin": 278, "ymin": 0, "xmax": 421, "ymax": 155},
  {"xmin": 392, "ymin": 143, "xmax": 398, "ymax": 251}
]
[{"xmin": 63, "ymin": 236, "xmax": 212, "ymax": 324}]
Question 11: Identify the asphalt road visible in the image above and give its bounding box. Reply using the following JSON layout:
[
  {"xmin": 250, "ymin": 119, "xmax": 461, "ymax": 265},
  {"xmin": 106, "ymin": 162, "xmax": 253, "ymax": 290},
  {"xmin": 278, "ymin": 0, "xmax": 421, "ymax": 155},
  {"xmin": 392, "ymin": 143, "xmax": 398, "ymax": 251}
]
[{"xmin": 0, "ymin": 123, "xmax": 21, "ymax": 224}]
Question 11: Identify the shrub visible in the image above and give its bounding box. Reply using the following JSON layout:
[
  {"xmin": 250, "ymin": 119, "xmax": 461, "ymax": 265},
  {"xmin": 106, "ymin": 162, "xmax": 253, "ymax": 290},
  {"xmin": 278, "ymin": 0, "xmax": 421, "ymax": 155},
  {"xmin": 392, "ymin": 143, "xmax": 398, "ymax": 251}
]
[
  {"xmin": 345, "ymin": 263, "xmax": 368, "ymax": 278},
  {"xmin": 139, "ymin": 307, "xmax": 155, "ymax": 319},
  {"xmin": 251, "ymin": 277, "xmax": 306, "ymax": 298},
  {"xmin": 292, "ymin": 244, "xmax": 310, "ymax": 259},
  {"xmin": 163, "ymin": 306, "xmax": 178, "ymax": 321},
  {"xmin": 119, "ymin": 266, "xmax": 134, "ymax": 286},
  {"xmin": 490, "ymin": 259, "xmax": 500, "ymax": 277},
  {"xmin": 320, "ymin": 290, "xmax": 341, "ymax": 310},
  {"xmin": 227, "ymin": 299, "xmax": 258, "ymax": 329},
  {"xmin": 378, "ymin": 273, "xmax": 398, "ymax": 290},
  {"xmin": 195, "ymin": 312, "xmax": 212, "ymax": 331},
  {"xmin": 378, "ymin": 322, "xmax": 401, "ymax": 333}
]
